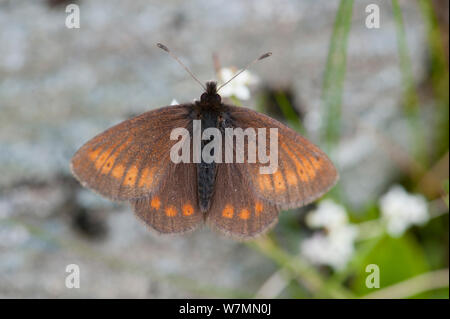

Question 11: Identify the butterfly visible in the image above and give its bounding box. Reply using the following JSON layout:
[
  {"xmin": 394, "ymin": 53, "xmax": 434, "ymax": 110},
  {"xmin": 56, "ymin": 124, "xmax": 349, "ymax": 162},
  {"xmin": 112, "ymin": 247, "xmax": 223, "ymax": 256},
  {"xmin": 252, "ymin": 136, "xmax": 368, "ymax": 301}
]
[{"xmin": 70, "ymin": 44, "xmax": 338, "ymax": 239}]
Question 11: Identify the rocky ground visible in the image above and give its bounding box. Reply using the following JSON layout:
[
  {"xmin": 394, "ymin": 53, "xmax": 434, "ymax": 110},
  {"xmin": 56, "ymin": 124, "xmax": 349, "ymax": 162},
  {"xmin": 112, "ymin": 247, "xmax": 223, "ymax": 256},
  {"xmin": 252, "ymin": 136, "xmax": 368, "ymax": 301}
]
[{"xmin": 0, "ymin": 0, "xmax": 430, "ymax": 298}]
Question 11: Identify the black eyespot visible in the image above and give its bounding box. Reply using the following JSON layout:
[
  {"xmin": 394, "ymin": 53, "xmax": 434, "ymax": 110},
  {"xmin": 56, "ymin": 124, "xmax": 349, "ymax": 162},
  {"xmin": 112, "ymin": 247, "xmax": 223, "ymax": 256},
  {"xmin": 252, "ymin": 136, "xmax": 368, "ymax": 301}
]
[
  {"xmin": 200, "ymin": 93, "xmax": 208, "ymax": 102},
  {"xmin": 214, "ymin": 94, "xmax": 221, "ymax": 103}
]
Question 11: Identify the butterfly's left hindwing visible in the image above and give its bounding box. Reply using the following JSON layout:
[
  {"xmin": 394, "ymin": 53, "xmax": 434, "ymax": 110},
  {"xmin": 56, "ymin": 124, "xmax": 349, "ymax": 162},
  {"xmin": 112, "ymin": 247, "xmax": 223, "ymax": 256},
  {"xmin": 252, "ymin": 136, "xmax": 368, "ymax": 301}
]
[{"xmin": 71, "ymin": 104, "xmax": 193, "ymax": 201}]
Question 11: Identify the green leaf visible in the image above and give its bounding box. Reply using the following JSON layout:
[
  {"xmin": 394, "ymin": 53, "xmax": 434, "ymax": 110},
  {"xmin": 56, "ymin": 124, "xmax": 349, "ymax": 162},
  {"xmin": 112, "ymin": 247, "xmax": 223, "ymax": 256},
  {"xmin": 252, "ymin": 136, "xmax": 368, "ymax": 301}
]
[
  {"xmin": 274, "ymin": 91, "xmax": 305, "ymax": 134},
  {"xmin": 351, "ymin": 234, "xmax": 429, "ymax": 297}
]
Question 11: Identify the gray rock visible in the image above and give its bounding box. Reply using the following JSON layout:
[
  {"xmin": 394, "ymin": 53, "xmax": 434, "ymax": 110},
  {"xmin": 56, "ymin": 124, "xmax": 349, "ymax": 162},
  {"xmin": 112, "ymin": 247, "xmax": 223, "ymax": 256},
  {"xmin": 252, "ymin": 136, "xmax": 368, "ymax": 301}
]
[{"xmin": 0, "ymin": 0, "xmax": 429, "ymax": 298}]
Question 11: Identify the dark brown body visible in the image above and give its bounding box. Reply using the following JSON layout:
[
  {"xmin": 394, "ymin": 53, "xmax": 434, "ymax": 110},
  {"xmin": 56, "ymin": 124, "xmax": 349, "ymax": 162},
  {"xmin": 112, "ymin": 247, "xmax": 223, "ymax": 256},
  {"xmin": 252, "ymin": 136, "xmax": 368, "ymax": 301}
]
[{"xmin": 191, "ymin": 82, "xmax": 231, "ymax": 212}]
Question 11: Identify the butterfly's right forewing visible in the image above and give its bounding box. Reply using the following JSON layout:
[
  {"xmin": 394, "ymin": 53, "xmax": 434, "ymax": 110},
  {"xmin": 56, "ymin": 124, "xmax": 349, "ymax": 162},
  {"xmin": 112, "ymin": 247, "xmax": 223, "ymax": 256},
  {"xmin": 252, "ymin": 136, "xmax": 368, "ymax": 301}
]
[{"xmin": 227, "ymin": 105, "xmax": 338, "ymax": 209}]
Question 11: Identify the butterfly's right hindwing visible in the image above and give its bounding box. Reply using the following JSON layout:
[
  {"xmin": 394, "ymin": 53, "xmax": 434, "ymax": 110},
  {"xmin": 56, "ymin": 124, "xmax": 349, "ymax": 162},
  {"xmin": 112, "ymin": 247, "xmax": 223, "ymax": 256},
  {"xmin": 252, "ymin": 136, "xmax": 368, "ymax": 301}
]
[{"xmin": 131, "ymin": 161, "xmax": 203, "ymax": 234}]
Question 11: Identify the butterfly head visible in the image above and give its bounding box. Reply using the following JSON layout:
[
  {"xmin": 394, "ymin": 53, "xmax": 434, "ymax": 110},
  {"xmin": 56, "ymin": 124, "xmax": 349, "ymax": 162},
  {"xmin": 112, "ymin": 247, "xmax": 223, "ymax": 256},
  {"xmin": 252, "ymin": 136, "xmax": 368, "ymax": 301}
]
[{"xmin": 198, "ymin": 81, "xmax": 222, "ymax": 107}]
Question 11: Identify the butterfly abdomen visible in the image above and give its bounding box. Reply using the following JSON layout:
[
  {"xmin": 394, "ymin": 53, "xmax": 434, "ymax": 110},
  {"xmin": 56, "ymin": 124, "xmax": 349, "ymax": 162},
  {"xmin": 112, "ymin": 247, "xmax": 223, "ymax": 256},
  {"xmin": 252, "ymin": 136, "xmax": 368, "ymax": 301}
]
[
  {"xmin": 196, "ymin": 109, "xmax": 221, "ymax": 213},
  {"xmin": 197, "ymin": 161, "xmax": 216, "ymax": 212}
]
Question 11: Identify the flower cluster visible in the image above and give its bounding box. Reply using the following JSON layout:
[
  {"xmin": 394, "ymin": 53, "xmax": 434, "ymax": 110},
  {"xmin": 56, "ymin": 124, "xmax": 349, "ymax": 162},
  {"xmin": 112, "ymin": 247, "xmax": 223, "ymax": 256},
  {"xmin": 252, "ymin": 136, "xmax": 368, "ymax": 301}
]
[
  {"xmin": 301, "ymin": 200, "xmax": 357, "ymax": 270},
  {"xmin": 379, "ymin": 185, "xmax": 429, "ymax": 237},
  {"xmin": 218, "ymin": 68, "xmax": 259, "ymax": 100}
]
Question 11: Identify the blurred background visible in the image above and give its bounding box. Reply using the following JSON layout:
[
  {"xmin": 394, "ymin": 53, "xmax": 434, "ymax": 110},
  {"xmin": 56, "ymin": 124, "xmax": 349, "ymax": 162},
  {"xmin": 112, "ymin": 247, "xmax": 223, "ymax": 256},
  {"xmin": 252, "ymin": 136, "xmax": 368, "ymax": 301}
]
[{"xmin": 0, "ymin": 0, "xmax": 448, "ymax": 298}]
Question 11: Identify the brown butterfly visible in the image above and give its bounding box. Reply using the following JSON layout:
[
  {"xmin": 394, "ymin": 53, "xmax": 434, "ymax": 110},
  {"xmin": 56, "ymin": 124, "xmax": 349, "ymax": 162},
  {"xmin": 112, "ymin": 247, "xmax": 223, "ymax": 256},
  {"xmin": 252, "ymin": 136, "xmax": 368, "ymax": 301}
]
[{"xmin": 70, "ymin": 44, "xmax": 338, "ymax": 239}]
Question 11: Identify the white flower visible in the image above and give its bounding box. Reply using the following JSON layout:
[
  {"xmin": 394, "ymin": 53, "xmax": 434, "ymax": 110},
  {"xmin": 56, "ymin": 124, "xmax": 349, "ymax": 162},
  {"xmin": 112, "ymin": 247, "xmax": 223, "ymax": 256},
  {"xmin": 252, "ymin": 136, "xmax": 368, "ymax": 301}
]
[
  {"xmin": 379, "ymin": 185, "xmax": 429, "ymax": 237},
  {"xmin": 301, "ymin": 225, "xmax": 358, "ymax": 270},
  {"xmin": 301, "ymin": 200, "xmax": 357, "ymax": 270},
  {"xmin": 218, "ymin": 67, "xmax": 259, "ymax": 100},
  {"xmin": 170, "ymin": 99, "xmax": 179, "ymax": 106},
  {"xmin": 306, "ymin": 199, "xmax": 348, "ymax": 231}
]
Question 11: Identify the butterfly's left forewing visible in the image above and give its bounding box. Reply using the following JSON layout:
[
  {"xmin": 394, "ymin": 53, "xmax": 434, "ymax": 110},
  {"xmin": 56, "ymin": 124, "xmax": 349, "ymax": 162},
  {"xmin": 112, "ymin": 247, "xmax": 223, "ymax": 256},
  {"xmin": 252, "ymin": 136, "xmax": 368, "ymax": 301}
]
[{"xmin": 71, "ymin": 105, "xmax": 193, "ymax": 201}]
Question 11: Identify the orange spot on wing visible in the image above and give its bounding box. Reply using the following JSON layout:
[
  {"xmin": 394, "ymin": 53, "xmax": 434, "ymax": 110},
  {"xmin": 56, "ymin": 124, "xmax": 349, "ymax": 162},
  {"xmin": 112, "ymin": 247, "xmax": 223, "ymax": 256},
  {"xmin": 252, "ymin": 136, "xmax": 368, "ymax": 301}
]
[
  {"xmin": 165, "ymin": 205, "xmax": 177, "ymax": 217},
  {"xmin": 111, "ymin": 164, "xmax": 125, "ymax": 179},
  {"xmin": 281, "ymin": 142, "xmax": 309, "ymax": 182},
  {"xmin": 88, "ymin": 148, "xmax": 102, "ymax": 161},
  {"xmin": 94, "ymin": 148, "xmax": 115, "ymax": 169},
  {"xmin": 123, "ymin": 165, "xmax": 138, "ymax": 186},
  {"xmin": 222, "ymin": 204, "xmax": 234, "ymax": 218},
  {"xmin": 101, "ymin": 155, "xmax": 117, "ymax": 174},
  {"xmin": 273, "ymin": 171, "xmax": 286, "ymax": 192},
  {"xmin": 100, "ymin": 140, "xmax": 131, "ymax": 175},
  {"xmin": 300, "ymin": 157, "xmax": 316, "ymax": 179},
  {"xmin": 239, "ymin": 208, "xmax": 250, "ymax": 220},
  {"xmin": 285, "ymin": 169, "xmax": 298, "ymax": 186},
  {"xmin": 310, "ymin": 156, "xmax": 322, "ymax": 170},
  {"xmin": 255, "ymin": 202, "xmax": 263, "ymax": 216},
  {"xmin": 258, "ymin": 174, "xmax": 273, "ymax": 191},
  {"xmin": 138, "ymin": 167, "xmax": 155, "ymax": 188},
  {"xmin": 182, "ymin": 203, "xmax": 194, "ymax": 216},
  {"xmin": 150, "ymin": 197, "xmax": 161, "ymax": 210}
]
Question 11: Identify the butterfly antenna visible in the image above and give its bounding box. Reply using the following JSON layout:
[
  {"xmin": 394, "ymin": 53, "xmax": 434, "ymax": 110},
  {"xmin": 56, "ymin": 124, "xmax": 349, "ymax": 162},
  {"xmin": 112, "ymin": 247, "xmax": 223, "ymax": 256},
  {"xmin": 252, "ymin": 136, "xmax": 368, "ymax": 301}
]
[
  {"xmin": 217, "ymin": 52, "xmax": 272, "ymax": 92},
  {"xmin": 157, "ymin": 43, "xmax": 206, "ymax": 91}
]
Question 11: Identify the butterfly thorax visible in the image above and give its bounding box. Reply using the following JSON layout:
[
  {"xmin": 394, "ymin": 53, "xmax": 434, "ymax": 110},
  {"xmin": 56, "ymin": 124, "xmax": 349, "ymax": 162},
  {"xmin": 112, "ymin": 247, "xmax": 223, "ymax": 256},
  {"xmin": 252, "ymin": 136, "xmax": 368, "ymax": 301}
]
[{"xmin": 195, "ymin": 81, "xmax": 223, "ymax": 111}]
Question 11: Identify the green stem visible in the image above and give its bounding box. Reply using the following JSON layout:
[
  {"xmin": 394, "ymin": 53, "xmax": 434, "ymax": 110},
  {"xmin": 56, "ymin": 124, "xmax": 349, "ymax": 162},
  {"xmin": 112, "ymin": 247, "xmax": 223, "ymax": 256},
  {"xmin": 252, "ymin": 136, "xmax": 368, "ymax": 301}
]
[
  {"xmin": 321, "ymin": 0, "xmax": 354, "ymax": 151},
  {"xmin": 248, "ymin": 237, "xmax": 355, "ymax": 298},
  {"xmin": 392, "ymin": 0, "xmax": 427, "ymax": 168},
  {"xmin": 417, "ymin": 0, "xmax": 449, "ymax": 160},
  {"xmin": 362, "ymin": 268, "xmax": 449, "ymax": 299}
]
